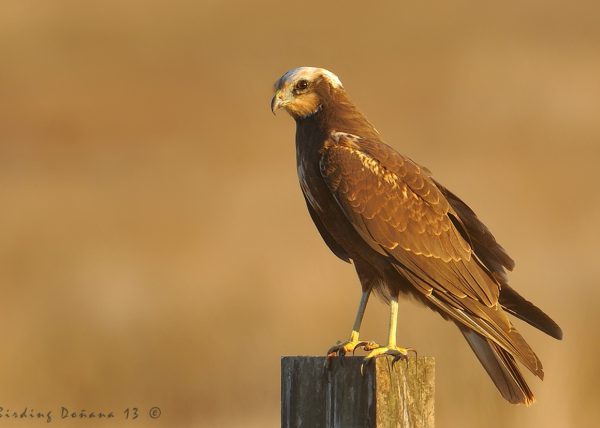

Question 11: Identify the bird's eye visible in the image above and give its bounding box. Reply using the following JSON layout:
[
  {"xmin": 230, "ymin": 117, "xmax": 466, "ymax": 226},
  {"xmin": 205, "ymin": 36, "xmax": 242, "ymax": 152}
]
[{"xmin": 295, "ymin": 80, "xmax": 309, "ymax": 91}]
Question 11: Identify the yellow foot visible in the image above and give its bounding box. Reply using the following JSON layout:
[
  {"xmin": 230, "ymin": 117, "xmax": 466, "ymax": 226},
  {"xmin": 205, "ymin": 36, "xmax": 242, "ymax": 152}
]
[
  {"xmin": 326, "ymin": 339, "xmax": 379, "ymax": 358},
  {"xmin": 326, "ymin": 330, "xmax": 379, "ymax": 358},
  {"xmin": 360, "ymin": 345, "xmax": 416, "ymax": 373}
]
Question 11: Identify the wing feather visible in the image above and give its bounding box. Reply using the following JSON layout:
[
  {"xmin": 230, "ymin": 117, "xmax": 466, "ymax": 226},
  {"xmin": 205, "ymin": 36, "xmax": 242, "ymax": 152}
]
[
  {"xmin": 320, "ymin": 135, "xmax": 497, "ymax": 303},
  {"xmin": 320, "ymin": 133, "xmax": 543, "ymax": 377}
]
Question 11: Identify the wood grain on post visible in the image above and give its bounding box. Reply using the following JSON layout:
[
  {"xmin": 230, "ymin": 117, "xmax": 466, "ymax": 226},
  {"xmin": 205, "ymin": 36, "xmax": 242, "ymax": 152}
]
[{"xmin": 281, "ymin": 356, "xmax": 434, "ymax": 428}]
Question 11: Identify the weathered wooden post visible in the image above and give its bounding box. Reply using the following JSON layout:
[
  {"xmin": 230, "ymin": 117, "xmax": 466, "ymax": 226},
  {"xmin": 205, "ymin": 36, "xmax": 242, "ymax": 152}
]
[{"xmin": 281, "ymin": 356, "xmax": 434, "ymax": 428}]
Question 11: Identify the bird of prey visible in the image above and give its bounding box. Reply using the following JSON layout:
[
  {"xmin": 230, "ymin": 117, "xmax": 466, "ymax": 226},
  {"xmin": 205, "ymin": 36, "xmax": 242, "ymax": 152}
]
[{"xmin": 271, "ymin": 66, "xmax": 562, "ymax": 405}]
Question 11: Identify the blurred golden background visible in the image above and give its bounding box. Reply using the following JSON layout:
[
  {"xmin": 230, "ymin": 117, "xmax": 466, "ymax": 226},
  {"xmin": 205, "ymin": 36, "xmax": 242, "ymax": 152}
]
[{"xmin": 1, "ymin": 1, "xmax": 599, "ymax": 427}]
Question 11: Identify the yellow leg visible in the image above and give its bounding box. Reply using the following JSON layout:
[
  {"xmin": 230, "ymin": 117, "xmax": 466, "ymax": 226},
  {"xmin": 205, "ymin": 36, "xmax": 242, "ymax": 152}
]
[
  {"xmin": 362, "ymin": 295, "xmax": 413, "ymax": 365},
  {"xmin": 327, "ymin": 289, "xmax": 379, "ymax": 357},
  {"xmin": 389, "ymin": 296, "xmax": 398, "ymax": 347},
  {"xmin": 350, "ymin": 289, "xmax": 370, "ymax": 341}
]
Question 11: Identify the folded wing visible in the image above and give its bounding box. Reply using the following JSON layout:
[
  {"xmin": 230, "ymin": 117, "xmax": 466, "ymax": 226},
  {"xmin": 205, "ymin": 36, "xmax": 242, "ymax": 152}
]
[{"xmin": 319, "ymin": 132, "xmax": 543, "ymax": 379}]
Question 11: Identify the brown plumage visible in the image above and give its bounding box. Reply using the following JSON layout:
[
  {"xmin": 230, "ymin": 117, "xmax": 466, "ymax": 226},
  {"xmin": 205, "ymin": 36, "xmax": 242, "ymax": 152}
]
[{"xmin": 272, "ymin": 67, "xmax": 562, "ymax": 405}]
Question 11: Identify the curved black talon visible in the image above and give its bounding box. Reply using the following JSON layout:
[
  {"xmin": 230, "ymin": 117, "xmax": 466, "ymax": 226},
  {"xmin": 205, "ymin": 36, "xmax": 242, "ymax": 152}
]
[
  {"xmin": 351, "ymin": 341, "xmax": 378, "ymax": 355},
  {"xmin": 360, "ymin": 358, "xmax": 373, "ymax": 376},
  {"xmin": 392, "ymin": 348, "xmax": 417, "ymax": 366},
  {"xmin": 360, "ymin": 362, "xmax": 367, "ymax": 375},
  {"xmin": 352, "ymin": 341, "xmax": 366, "ymax": 356},
  {"xmin": 391, "ymin": 353, "xmax": 408, "ymax": 366},
  {"xmin": 326, "ymin": 341, "xmax": 342, "ymax": 356}
]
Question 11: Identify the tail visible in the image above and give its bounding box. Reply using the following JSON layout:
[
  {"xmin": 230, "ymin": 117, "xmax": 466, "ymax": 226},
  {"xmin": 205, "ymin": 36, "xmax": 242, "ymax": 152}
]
[
  {"xmin": 460, "ymin": 326, "xmax": 536, "ymax": 406},
  {"xmin": 436, "ymin": 181, "xmax": 564, "ymax": 341},
  {"xmin": 499, "ymin": 284, "xmax": 563, "ymax": 340}
]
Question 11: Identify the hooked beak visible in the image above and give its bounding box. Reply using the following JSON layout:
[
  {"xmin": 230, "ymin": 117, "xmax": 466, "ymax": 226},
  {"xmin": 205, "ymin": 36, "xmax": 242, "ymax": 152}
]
[
  {"xmin": 270, "ymin": 90, "xmax": 287, "ymax": 115},
  {"xmin": 270, "ymin": 95, "xmax": 279, "ymax": 115}
]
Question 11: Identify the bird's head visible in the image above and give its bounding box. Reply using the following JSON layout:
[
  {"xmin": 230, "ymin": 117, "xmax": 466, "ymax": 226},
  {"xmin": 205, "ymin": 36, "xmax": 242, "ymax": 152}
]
[{"xmin": 271, "ymin": 67, "xmax": 343, "ymax": 119}]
